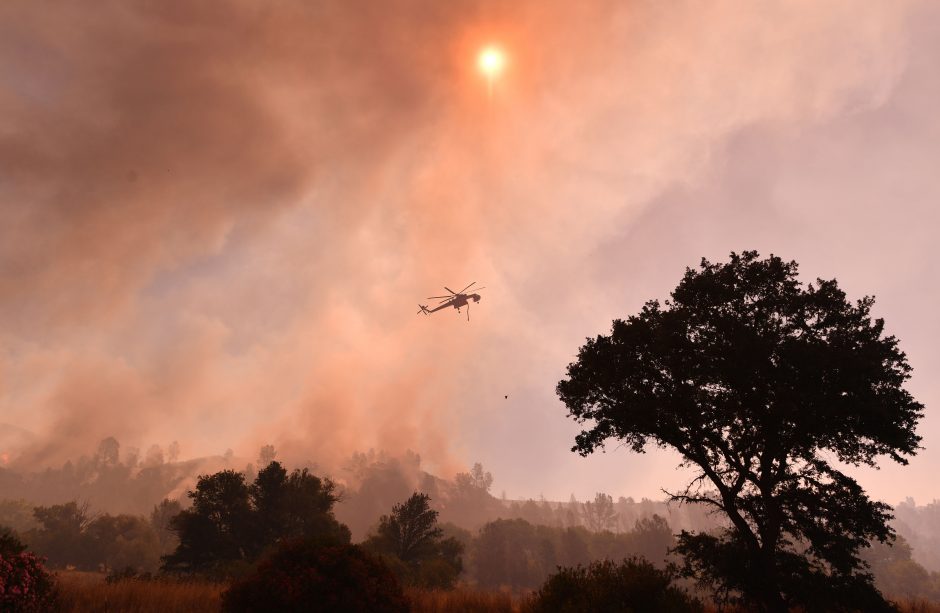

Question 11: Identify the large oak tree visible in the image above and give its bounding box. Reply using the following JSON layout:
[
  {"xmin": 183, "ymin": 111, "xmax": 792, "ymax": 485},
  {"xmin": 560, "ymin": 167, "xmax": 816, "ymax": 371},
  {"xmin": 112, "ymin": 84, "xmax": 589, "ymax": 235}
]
[{"xmin": 557, "ymin": 252, "xmax": 923, "ymax": 612}]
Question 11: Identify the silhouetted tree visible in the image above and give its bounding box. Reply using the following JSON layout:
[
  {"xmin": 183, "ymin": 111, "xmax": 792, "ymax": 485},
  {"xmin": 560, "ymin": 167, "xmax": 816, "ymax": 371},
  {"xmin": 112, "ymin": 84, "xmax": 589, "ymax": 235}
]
[
  {"xmin": 250, "ymin": 461, "xmax": 348, "ymax": 548},
  {"xmin": 96, "ymin": 437, "xmax": 120, "ymax": 467},
  {"xmin": 557, "ymin": 252, "xmax": 923, "ymax": 612},
  {"xmin": 0, "ymin": 526, "xmax": 25, "ymax": 557},
  {"xmin": 257, "ymin": 444, "xmax": 277, "ymax": 467},
  {"xmin": 472, "ymin": 518, "xmax": 556, "ymax": 589},
  {"xmin": 443, "ymin": 461, "xmax": 501, "ymax": 529},
  {"xmin": 364, "ymin": 492, "xmax": 463, "ymax": 588},
  {"xmin": 162, "ymin": 470, "xmax": 252, "ymax": 573},
  {"xmin": 162, "ymin": 462, "xmax": 349, "ymax": 575},
  {"xmin": 629, "ymin": 515, "xmax": 675, "ymax": 565},
  {"xmin": 85, "ymin": 513, "xmax": 161, "ymax": 571},
  {"xmin": 28, "ymin": 501, "xmax": 93, "ymax": 568},
  {"xmin": 455, "ymin": 463, "xmax": 493, "ymax": 493},
  {"xmin": 150, "ymin": 498, "xmax": 182, "ymax": 556},
  {"xmin": 582, "ymin": 492, "xmax": 618, "ymax": 532}
]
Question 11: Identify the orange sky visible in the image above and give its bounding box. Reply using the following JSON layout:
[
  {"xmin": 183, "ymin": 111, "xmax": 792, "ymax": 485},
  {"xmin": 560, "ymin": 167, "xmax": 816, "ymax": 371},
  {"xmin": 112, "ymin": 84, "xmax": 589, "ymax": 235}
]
[{"xmin": 1, "ymin": 0, "xmax": 938, "ymax": 504}]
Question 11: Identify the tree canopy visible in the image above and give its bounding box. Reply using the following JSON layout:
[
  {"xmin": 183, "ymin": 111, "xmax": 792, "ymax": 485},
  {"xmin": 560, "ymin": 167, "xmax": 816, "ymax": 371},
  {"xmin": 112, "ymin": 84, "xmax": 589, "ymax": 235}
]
[
  {"xmin": 557, "ymin": 251, "xmax": 923, "ymax": 612},
  {"xmin": 162, "ymin": 461, "xmax": 349, "ymax": 575},
  {"xmin": 363, "ymin": 492, "xmax": 464, "ymax": 588}
]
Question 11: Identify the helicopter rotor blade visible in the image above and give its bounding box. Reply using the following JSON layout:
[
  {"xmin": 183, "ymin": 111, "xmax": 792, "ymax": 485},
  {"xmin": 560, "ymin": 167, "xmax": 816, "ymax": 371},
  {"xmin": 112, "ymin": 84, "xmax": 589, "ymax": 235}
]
[
  {"xmin": 458, "ymin": 282, "xmax": 476, "ymax": 294},
  {"xmin": 426, "ymin": 295, "xmax": 451, "ymax": 300},
  {"xmin": 444, "ymin": 286, "xmax": 457, "ymax": 295}
]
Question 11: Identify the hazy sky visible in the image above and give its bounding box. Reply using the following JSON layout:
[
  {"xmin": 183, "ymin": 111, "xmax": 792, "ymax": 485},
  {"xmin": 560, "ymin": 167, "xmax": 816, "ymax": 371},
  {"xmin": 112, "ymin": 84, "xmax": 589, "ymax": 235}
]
[{"xmin": 1, "ymin": 1, "xmax": 938, "ymax": 505}]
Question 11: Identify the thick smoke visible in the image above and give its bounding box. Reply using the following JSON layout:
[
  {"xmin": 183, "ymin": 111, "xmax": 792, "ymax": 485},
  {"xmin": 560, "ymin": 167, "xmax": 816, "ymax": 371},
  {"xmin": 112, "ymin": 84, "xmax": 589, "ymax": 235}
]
[{"xmin": 1, "ymin": 1, "xmax": 937, "ymax": 502}]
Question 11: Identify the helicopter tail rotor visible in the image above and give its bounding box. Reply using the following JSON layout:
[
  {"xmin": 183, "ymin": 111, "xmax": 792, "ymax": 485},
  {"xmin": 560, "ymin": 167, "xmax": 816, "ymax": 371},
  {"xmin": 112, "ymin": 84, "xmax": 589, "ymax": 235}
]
[{"xmin": 417, "ymin": 305, "xmax": 430, "ymax": 315}]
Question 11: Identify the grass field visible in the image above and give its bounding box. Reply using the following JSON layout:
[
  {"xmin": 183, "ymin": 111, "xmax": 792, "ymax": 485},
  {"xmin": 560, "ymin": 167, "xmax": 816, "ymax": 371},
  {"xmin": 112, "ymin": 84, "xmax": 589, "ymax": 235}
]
[
  {"xmin": 54, "ymin": 572, "xmax": 527, "ymax": 613},
  {"xmin": 53, "ymin": 571, "xmax": 940, "ymax": 612}
]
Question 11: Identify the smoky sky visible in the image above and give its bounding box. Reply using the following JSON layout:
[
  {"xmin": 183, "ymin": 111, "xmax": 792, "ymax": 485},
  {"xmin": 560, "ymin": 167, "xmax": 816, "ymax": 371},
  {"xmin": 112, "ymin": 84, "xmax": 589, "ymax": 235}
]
[{"xmin": 1, "ymin": 0, "xmax": 938, "ymax": 504}]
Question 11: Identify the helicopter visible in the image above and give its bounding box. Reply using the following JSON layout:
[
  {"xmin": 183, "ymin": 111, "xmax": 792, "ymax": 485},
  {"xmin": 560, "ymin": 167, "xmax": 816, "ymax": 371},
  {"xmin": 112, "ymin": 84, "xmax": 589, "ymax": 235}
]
[{"xmin": 417, "ymin": 282, "xmax": 485, "ymax": 321}]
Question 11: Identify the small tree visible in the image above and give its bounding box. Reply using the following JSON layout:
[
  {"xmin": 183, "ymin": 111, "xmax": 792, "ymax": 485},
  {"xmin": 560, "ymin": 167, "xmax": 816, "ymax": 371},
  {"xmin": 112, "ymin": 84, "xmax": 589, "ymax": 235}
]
[
  {"xmin": 0, "ymin": 527, "xmax": 26, "ymax": 558},
  {"xmin": 582, "ymin": 492, "xmax": 618, "ymax": 532},
  {"xmin": 557, "ymin": 252, "xmax": 923, "ymax": 612},
  {"xmin": 28, "ymin": 502, "xmax": 93, "ymax": 569},
  {"xmin": 364, "ymin": 492, "xmax": 463, "ymax": 588},
  {"xmin": 150, "ymin": 499, "xmax": 182, "ymax": 556},
  {"xmin": 162, "ymin": 470, "xmax": 253, "ymax": 573}
]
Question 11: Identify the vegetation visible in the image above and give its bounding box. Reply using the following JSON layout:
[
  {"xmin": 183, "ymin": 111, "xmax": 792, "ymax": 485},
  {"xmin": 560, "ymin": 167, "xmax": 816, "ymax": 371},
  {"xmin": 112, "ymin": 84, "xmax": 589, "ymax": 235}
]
[
  {"xmin": 162, "ymin": 461, "xmax": 349, "ymax": 575},
  {"xmin": 558, "ymin": 252, "xmax": 924, "ymax": 612},
  {"xmin": 363, "ymin": 492, "xmax": 464, "ymax": 588},
  {"xmin": 221, "ymin": 539, "xmax": 409, "ymax": 613},
  {"xmin": 4, "ymin": 452, "xmax": 940, "ymax": 605},
  {"xmin": 526, "ymin": 557, "xmax": 702, "ymax": 613},
  {"xmin": 55, "ymin": 572, "xmax": 224, "ymax": 613},
  {"xmin": 15, "ymin": 501, "xmax": 164, "ymax": 572},
  {"xmin": 49, "ymin": 572, "xmax": 940, "ymax": 612},
  {"xmin": 0, "ymin": 550, "xmax": 57, "ymax": 612}
]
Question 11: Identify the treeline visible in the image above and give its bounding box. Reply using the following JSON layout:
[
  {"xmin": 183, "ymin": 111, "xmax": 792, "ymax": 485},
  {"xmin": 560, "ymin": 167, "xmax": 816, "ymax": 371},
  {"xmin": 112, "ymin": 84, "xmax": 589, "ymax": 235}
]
[
  {"xmin": 895, "ymin": 498, "xmax": 940, "ymax": 572},
  {"xmin": 0, "ymin": 462, "xmax": 676, "ymax": 591},
  {"xmin": 0, "ymin": 499, "xmax": 178, "ymax": 573},
  {"xmin": 4, "ymin": 460, "xmax": 940, "ymax": 602},
  {"xmin": 0, "ymin": 439, "xmax": 713, "ymax": 537},
  {"xmin": 5, "ymin": 441, "xmax": 940, "ymax": 601}
]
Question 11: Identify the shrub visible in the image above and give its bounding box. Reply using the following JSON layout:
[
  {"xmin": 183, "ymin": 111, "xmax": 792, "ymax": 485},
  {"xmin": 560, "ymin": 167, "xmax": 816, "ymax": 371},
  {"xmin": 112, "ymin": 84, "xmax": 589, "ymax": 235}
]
[
  {"xmin": 0, "ymin": 551, "xmax": 57, "ymax": 612},
  {"xmin": 221, "ymin": 539, "xmax": 409, "ymax": 613},
  {"xmin": 0, "ymin": 528, "xmax": 26, "ymax": 558},
  {"xmin": 526, "ymin": 557, "xmax": 702, "ymax": 613}
]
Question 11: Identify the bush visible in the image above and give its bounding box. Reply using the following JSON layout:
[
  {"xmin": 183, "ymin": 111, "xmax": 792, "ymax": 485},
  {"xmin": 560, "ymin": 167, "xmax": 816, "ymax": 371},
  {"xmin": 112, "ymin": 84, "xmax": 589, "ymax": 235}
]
[
  {"xmin": 0, "ymin": 528, "xmax": 26, "ymax": 558},
  {"xmin": 221, "ymin": 539, "xmax": 409, "ymax": 613},
  {"xmin": 0, "ymin": 551, "xmax": 57, "ymax": 612},
  {"xmin": 526, "ymin": 557, "xmax": 702, "ymax": 613}
]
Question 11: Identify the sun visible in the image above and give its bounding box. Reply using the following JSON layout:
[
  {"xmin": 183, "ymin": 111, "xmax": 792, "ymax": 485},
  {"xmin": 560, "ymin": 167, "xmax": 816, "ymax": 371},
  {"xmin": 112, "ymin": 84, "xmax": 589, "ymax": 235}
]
[{"xmin": 477, "ymin": 46, "xmax": 506, "ymax": 78}]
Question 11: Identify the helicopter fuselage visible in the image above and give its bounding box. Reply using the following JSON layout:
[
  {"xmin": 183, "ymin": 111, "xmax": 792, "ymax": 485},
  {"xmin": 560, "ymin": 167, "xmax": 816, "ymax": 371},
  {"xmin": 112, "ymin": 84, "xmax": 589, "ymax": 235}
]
[{"xmin": 417, "ymin": 283, "xmax": 485, "ymax": 320}]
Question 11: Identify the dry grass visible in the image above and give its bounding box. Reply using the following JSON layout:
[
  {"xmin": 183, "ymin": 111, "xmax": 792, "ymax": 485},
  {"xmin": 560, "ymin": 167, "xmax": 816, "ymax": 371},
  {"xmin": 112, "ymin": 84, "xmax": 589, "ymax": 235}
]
[
  {"xmin": 55, "ymin": 571, "xmax": 223, "ymax": 613},
  {"xmin": 406, "ymin": 587, "xmax": 525, "ymax": 613},
  {"xmin": 895, "ymin": 601, "xmax": 940, "ymax": 613},
  {"xmin": 50, "ymin": 573, "xmax": 940, "ymax": 612}
]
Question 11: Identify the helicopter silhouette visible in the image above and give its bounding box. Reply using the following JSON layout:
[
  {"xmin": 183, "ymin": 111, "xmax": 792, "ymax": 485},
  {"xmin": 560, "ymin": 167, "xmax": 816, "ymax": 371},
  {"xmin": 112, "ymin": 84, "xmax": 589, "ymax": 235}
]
[{"xmin": 417, "ymin": 282, "xmax": 485, "ymax": 321}]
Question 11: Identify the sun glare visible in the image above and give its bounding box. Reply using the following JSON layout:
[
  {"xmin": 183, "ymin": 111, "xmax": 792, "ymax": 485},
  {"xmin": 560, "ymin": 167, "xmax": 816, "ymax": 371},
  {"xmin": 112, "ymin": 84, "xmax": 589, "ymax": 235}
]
[{"xmin": 478, "ymin": 46, "xmax": 506, "ymax": 78}]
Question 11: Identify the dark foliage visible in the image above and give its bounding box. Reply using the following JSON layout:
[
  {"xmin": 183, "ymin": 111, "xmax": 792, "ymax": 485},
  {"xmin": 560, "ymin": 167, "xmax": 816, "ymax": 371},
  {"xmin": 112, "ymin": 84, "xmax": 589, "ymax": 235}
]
[
  {"xmin": 473, "ymin": 518, "xmax": 558, "ymax": 589},
  {"xmin": 150, "ymin": 498, "xmax": 182, "ymax": 557},
  {"xmin": 161, "ymin": 461, "xmax": 350, "ymax": 575},
  {"xmin": 527, "ymin": 557, "xmax": 703, "ymax": 613},
  {"xmin": 20, "ymin": 501, "xmax": 164, "ymax": 572},
  {"xmin": 363, "ymin": 492, "xmax": 464, "ymax": 588},
  {"xmin": 0, "ymin": 550, "xmax": 58, "ymax": 612},
  {"xmin": 471, "ymin": 515, "xmax": 676, "ymax": 590},
  {"xmin": 557, "ymin": 252, "xmax": 923, "ymax": 612},
  {"xmin": 0, "ymin": 527, "xmax": 26, "ymax": 558},
  {"xmin": 221, "ymin": 539, "xmax": 409, "ymax": 613},
  {"xmin": 26, "ymin": 502, "xmax": 90, "ymax": 568}
]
